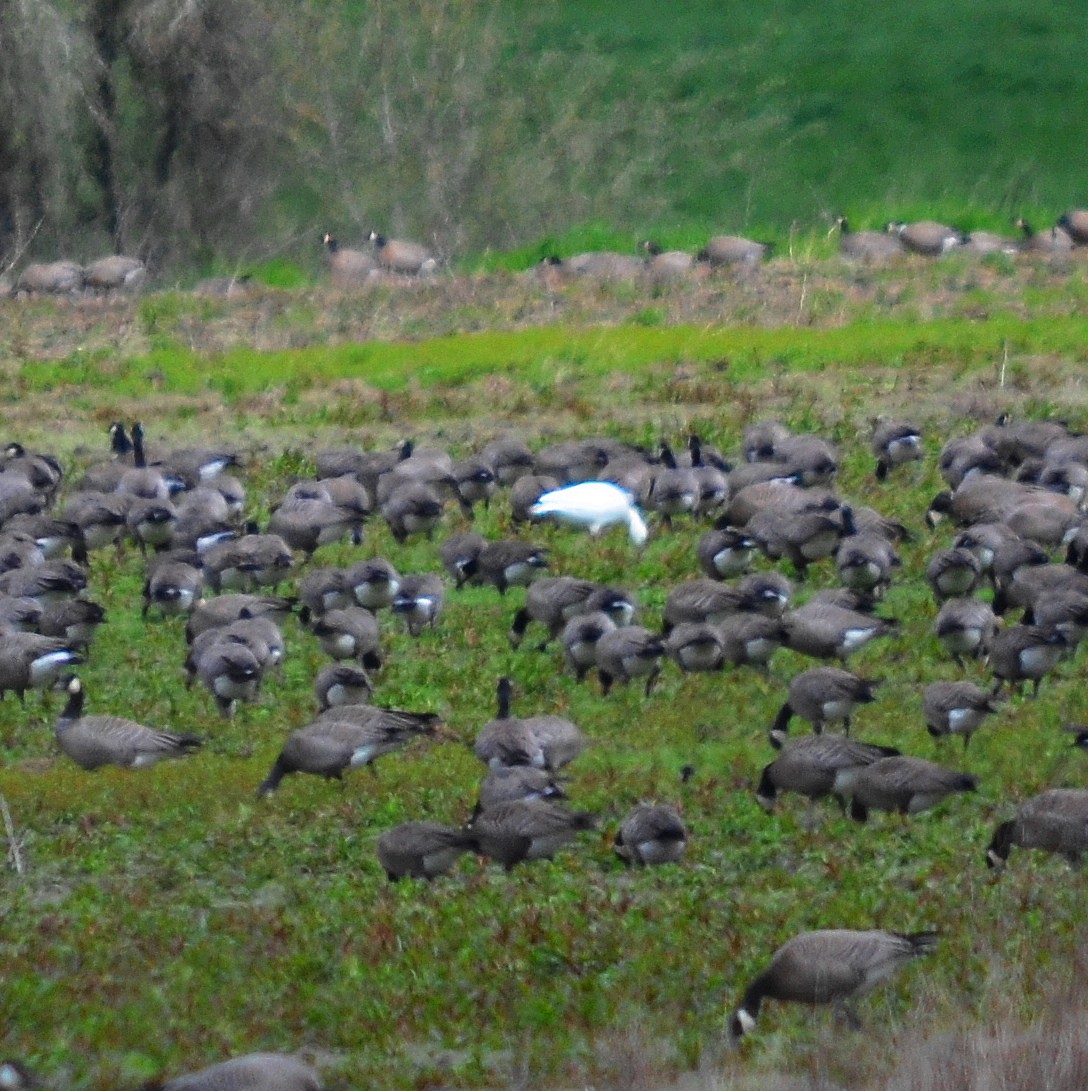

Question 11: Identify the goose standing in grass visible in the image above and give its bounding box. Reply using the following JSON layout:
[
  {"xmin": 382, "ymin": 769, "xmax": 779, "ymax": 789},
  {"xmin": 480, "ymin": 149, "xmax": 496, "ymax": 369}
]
[
  {"xmin": 833, "ymin": 216, "xmax": 905, "ymax": 262},
  {"xmin": 15, "ymin": 259, "xmax": 84, "ymax": 295},
  {"xmin": 594, "ymin": 625, "xmax": 665, "ymax": 696},
  {"xmin": 467, "ymin": 798, "xmax": 597, "ymax": 870},
  {"xmin": 472, "ymin": 539, "xmax": 549, "ymax": 594},
  {"xmin": 391, "ymin": 572, "xmax": 445, "ymax": 636},
  {"xmin": 771, "ymin": 667, "xmax": 880, "ymax": 739},
  {"xmin": 156, "ymin": 1051, "xmax": 323, "ymax": 1091},
  {"xmin": 1057, "ymin": 209, "xmax": 1088, "ymax": 245},
  {"xmin": 886, "ymin": 220, "xmax": 963, "ymax": 255},
  {"xmin": 698, "ymin": 234, "xmax": 772, "ymax": 266},
  {"xmin": 847, "ymin": 755, "xmax": 977, "ymax": 821},
  {"xmin": 473, "ymin": 765, "xmax": 567, "ymax": 815},
  {"xmin": 988, "ymin": 624, "xmax": 1067, "ymax": 696},
  {"xmin": 561, "ymin": 610, "xmax": 619, "ymax": 682},
  {"xmin": 613, "ymin": 803, "xmax": 688, "ymax": 866},
  {"xmin": 376, "ymin": 821, "xmax": 477, "ymax": 881},
  {"xmin": 781, "ymin": 601, "xmax": 898, "ymax": 662},
  {"xmin": 730, "ymin": 929, "xmax": 938, "ymax": 1036},
  {"xmin": 923, "ymin": 680, "xmax": 1003, "ymax": 750},
  {"xmin": 933, "ymin": 596, "xmax": 999, "ymax": 666},
  {"xmin": 871, "ymin": 420, "xmax": 923, "ymax": 481},
  {"xmin": 313, "ymin": 663, "xmax": 373, "ymax": 711},
  {"xmin": 367, "ymin": 230, "xmax": 438, "ymax": 275},
  {"xmin": 55, "ymin": 676, "xmax": 203, "ymax": 770},
  {"xmin": 83, "ymin": 254, "xmax": 146, "ymax": 292},
  {"xmin": 322, "ymin": 232, "xmax": 377, "ymax": 286},
  {"xmin": 529, "ymin": 481, "xmax": 648, "ymax": 545},
  {"xmin": 0, "ymin": 632, "xmax": 83, "ymax": 703},
  {"xmin": 697, "ymin": 523, "xmax": 756, "ymax": 580},
  {"xmin": 986, "ymin": 788, "xmax": 1088, "ymax": 869}
]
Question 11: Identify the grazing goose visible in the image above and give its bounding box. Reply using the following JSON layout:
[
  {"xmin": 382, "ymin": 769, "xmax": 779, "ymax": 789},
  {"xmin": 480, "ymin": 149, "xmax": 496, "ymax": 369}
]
[
  {"xmin": 663, "ymin": 621, "xmax": 726, "ymax": 673},
  {"xmin": 961, "ymin": 229, "xmax": 1019, "ymax": 255},
  {"xmin": 258, "ymin": 707, "xmax": 439, "ymax": 794},
  {"xmin": 380, "ymin": 480, "xmax": 446, "ymax": 543},
  {"xmin": 988, "ymin": 624, "xmax": 1066, "ymax": 696},
  {"xmin": 311, "ymin": 606, "xmax": 382, "ymax": 670},
  {"xmin": 376, "ymin": 821, "xmax": 476, "ymax": 881},
  {"xmin": 925, "ymin": 547, "xmax": 984, "ymax": 603},
  {"xmin": 158, "ymin": 1051, "xmax": 322, "ymax": 1091},
  {"xmin": 987, "ymin": 789, "xmax": 1088, "ymax": 869},
  {"xmin": 297, "ymin": 567, "xmax": 353, "ymax": 621},
  {"xmin": 835, "ymin": 532, "xmax": 901, "ymax": 599},
  {"xmin": 16, "ymin": 259, "xmax": 84, "ymax": 294},
  {"xmin": 191, "ymin": 639, "xmax": 264, "ymax": 718},
  {"xmin": 0, "ymin": 1061, "xmax": 39, "ymax": 1090},
  {"xmin": 322, "ymin": 232, "xmax": 377, "ymax": 285},
  {"xmin": 201, "ymin": 533, "xmax": 294, "ymax": 593},
  {"xmin": 781, "ymin": 601, "xmax": 897, "ymax": 661},
  {"xmin": 1015, "ymin": 217, "xmax": 1074, "ymax": 254},
  {"xmin": 923, "ymin": 680, "xmax": 1002, "ymax": 750},
  {"xmin": 55, "ymin": 676, "xmax": 202, "ymax": 770},
  {"xmin": 467, "ymin": 798, "xmax": 597, "ymax": 870},
  {"xmin": 38, "ymin": 598, "xmax": 107, "ymax": 651},
  {"xmin": 0, "ymin": 632, "xmax": 82, "ymax": 702},
  {"xmin": 267, "ymin": 499, "xmax": 363, "ymax": 559},
  {"xmin": 847, "ymin": 755, "xmax": 977, "ymax": 821},
  {"xmin": 717, "ymin": 612, "xmax": 787, "ymax": 671},
  {"xmin": 367, "ymin": 230, "xmax": 438, "ymax": 275},
  {"xmin": 83, "ymin": 254, "xmax": 146, "ymax": 292},
  {"xmin": 479, "ymin": 435, "xmax": 535, "ymax": 486},
  {"xmin": 560, "ymin": 610, "xmax": 618, "ymax": 682},
  {"xmin": 766, "ymin": 434, "xmax": 839, "ymax": 486},
  {"xmin": 529, "ymin": 481, "xmax": 648, "ymax": 545},
  {"xmin": 313, "ymin": 663, "xmax": 373, "ymax": 711},
  {"xmin": 594, "ymin": 625, "xmax": 665, "ymax": 696},
  {"xmin": 474, "ymin": 765, "xmax": 567, "ymax": 814},
  {"xmin": 833, "ymin": 216, "xmax": 905, "ymax": 261},
  {"xmin": 771, "ymin": 667, "xmax": 880, "ymax": 739},
  {"xmin": 346, "ymin": 557, "xmax": 401, "ymax": 611},
  {"xmin": 697, "ymin": 523, "xmax": 756, "ymax": 580},
  {"xmin": 451, "ymin": 456, "xmax": 498, "ymax": 511},
  {"xmin": 509, "ymin": 577, "xmax": 612, "ymax": 649},
  {"xmin": 641, "ymin": 240, "xmax": 695, "ymax": 281},
  {"xmin": 60, "ymin": 491, "xmax": 129, "ymax": 553},
  {"xmin": 613, "ymin": 803, "xmax": 688, "ymax": 866},
  {"xmin": 1031, "ymin": 589, "xmax": 1088, "ymax": 652},
  {"xmin": 509, "ymin": 473, "xmax": 561, "ymax": 523},
  {"xmin": 746, "ymin": 505, "xmax": 853, "ymax": 579},
  {"xmin": 474, "ymin": 676, "xmax": 544, "ymax": 769},
  {"xmin": 473, "ymin": 540, "xmax": 549, "ymax": 594},
  {"xmin": 932, "ymin": 597, "xmax": 999, "ymax": 668},
  {"xmin": 0, "ymin": 559, "xmax": 87, "ymax": 602},
  {"xmin": 184, "ymin": 594, "xmax": 295, "ymax": 644},
  {"xmin": 645, "ymin": 443, "xmax": 699, "ymax": 527},
  {"xmin": 887, "ymin": 220, "xmax": 963, "ymax": 255},
  {"xmin": 391, "ymin": 572, "xmax": 445, "ymax": 636},
  {"xmin": 439, "ymin": 531, "xmax": 487, "ymax": 587},
  {"xmin": 142, "ymin": 553, "xmax": 204, "ymax": 619},
  {"xmin": 698, "ymin": 234, "xmax": 772, "ymax": 266},
  {"xmin": 124, "ymin": 496, "xmax": 178, "ymax": 555},
  {"xmin": 756, "ymin": 734, "xmax": 900, "ymax": 815},
  {"xmin": 730, "ymin": 929, "xmax": 938, "ymax": 1036}
]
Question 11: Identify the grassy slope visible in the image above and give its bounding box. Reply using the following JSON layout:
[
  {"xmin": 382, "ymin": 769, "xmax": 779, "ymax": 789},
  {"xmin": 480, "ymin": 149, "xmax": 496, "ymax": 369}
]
[{"xmin": 2, "ymin": 261, "xmax": 1088, "ymax": 1089}]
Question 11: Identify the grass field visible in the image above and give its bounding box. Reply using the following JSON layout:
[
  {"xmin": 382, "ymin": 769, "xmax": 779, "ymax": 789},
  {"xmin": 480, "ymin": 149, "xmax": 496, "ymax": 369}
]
[{"xmin": 2, "ymin": 251, "xmax": 1088, "ymax": 1090}]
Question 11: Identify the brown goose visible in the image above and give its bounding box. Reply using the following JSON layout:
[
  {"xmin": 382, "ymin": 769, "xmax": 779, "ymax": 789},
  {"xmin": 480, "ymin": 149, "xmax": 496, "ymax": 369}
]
[
  {"xmin": 696, "ymin": 523, "xmax": 756, "ymax": 581},
  {"xmin": 833, "ymin": 217, "xmax": 905, "ymax": 262},
  {"xmin": 158, "ymin": 1051, "xmax": 322, "ymax": 1091},
  {"xmin": 310, "ymin": 606, "xmax": 382, "ymax": 670},
  {"xmin": 467, "ymin": 799, "xmax": 597, "ymax": 870},
  {"xmin": 887, "ymin": 219, "xmax": 963, "ymax": 255},
  {"xmin": 730, "ymin": 929, "xmax": 938, "ymax": 1036},
  {"xmin": 988, "ymin": 624, "xmax": 1067, "ymax": 696},
  {"xmin": 663, "ymin": 621, "xmax": 726, "ymax": 673},
  {"xmin": 473, "ymin": 766, "xmax": 567, "ymax": 814},
  {"xmin": 313, "ymin": 663, "xmax": 373, "ymax": 711},
  {"xmin": 472, "ymin": 540, "xmax": 549, "ymax": 594},
  {"xmin": 925, "ymin": 547, "xmax": 984, "ymax": 603},
  {"xmin": 560, "ymin": 611, "xmax": 618, "ymax": 682},
  {"xmin": 376, "ymin": 822, "xmax": 476, "ymax": 881},
  {"xmin": 55, "ymin": 676, "xmax": 202, "ymax": 770},
  {"xmin": 923, "ymin": 680, "xmax": 1002, "ymax": 750},
  {"xmin": 391, "ymin": 572, "xmax": 445, "ymax": 636},
  {"xmin": 771, "ymin": 666, "xmax": 879, "ymax": 739},
  {"xmin": 367, "ymin": 230, "xmax": 438, "ymax": 275},
  {"xmin": 698, "ymin": 234, "xmax": 772, "ymax": 266},
  {"xmin": 986, "ymin": 788, "xmax": 1088, "ymax": 869},
  {"xmin": 0, "ymin": 631, "xmax": 82, "ymax": 703},
  {"xmin": 781, "ymin": 601, "xmax": 897, "ymax": 661},
  {"xmin": 141, "ymin": 551, "xmax": 204, "ymax": 619},
  {"xmin": 847, "ymin": 756, "xmax": 977, "ymax": 822},
  {"xmin": 594, "ymin": 625, "xmax": 665, "ymax": 696},
  {"xmin": 474, "ymin": 676, "xmax": 545, "ymax": 769},
  {"xmin": 83, "ymin": 254, "xmax": 146, "ymax": 292},
  {"xmin": 322, "ymin": 232, "xmax": 377, "ymax": 286},
  {"xmin": 613, "ymin": 803, "xmax": 688, "ymax": 866},
  {"xmin": 717, "ymin": 612, "xmax": 787, "ymax": 670},
  {"xmin": 1057, "ymin": 210, "xmax": 1088, "ymax": 245},
  {"xmin": 346, "ymin": 557, "xmax": 401, "ymax": 611}
]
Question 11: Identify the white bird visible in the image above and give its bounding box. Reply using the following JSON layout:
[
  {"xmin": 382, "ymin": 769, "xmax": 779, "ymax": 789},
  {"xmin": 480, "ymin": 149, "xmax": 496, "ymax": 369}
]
[{"xmin": 529, "ymin": 481, "xmax": 649, "ymax": 545}]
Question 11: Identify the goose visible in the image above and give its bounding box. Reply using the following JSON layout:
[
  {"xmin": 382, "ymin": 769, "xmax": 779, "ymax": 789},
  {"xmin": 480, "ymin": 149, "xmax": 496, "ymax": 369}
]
[
  {"xmin": 697, "ymin": 523, "xmax": 756, "ymax": 580},
  {"xmin": 15, "ymin": 259, "xmax": 84, "ymax": 294},
  {"xmin": 1057, "ymin": 210, "xmax": 1088, "ymax": 245},
  {"xmin": 925, "ymin": 547, "xmax": 984, "ymax": 603},
  {"xmin": 157, "ymin": 1051, "xmax": 322, "ymax": 1091},
  {"xmin": 746, "ymin": 505, "xmax": 854, "ymax": 578},
  {"xmin": 479, "ymin": 435, "xmax": 535, "ymax": 486},
  {"xmin": 1015, "ymin": 217, "xmax": 1074, "ymax": 254},
  {"xmin": 508, "ymin": 576, "xmax": 608, "ymax": 649},
  {"xmin": 267, "ymin": 498, "xmax": 363, "ymax": 558},
  {"xmin": 933, "ymin": 597, "xmax": 999, "ymax": 666},
  {"xmin": 641, "ymin": 240, "xmax": 695, "ymax": 282},
  {"xmin": 313, "ymin": 663, "xmax": 373, "ymax": 711},
  {"xmin": 923, "ymin": 680, "xmax": 1002, "ymax": 750},
  {"xmin": 1, "ymin": 443, "xmax": 63, "ymax": 498},
  {"xmin": 663, "ymin": 578, "xmax": 748, "ymax": 632},
  {"xmin": 83, "ymin": 254, "xmax": 146, "ymax": 292},
  {"xmin": 531, "ymin": 439, "xmax": 612, "ymax": 485},
  {"xmin": 55, "ymin": 676, "xmax": 203, "ymax": 770},
  {"xmin": 698, "ymin": 234, "xmax": 772, "ymax": 266},
  {"xmin": 562, "ymin": 250, "xmax": 645, "ymax": 281},
  {"xmin": 0, "ymin": 596, "xmax": 43, "ymax": 632},
  {"xmin": 59, "ymin": 491, "xmax": 129, "ymax": 552},
  {"xmin": 730, "ymin": 929, "xmax": 938, "ymax": 1036},
  {"xmin": 124, "ymin": 496, "xmax": 178, "ymax": 555},
  {"xmin": 989, "ymin": 535, "xmax": 1049, "ymax": 596},
  {"xmin": 322, "ymin": 232, "xmax": 377, "ymax": 285},
  {"xmin": 560, "ymin": 610, "xmax": 618, "ymax": 682},
  {"xmin": 258, "ymin": 707, "xmax": 439, "ymax": 794},
  {"xmin": 766, "ymin": 434, "xmax": 839, "ymax": 486},
  {"xmin": 472, "ymin": 540, "xmax": 549, "ymax": 594},
  {"xmin": 663, "ymin": 621, "xmax": 726, "ymax": 673},
  {"xmin": 781, "ymin": 601, "xmax": 897, "ymax": 661},
  {"xmin": 474, "ymin": 676, "xmax": 544, "ymax": 769},
  {"xmin": 190, "ymin": 639, "xmax": 264, "ymax": 717},
  {"xmin": 645, "ymin": 443, "xmax": 699, "ymax": 527},
  {"xmin": 3, "ymin": 512, "xmax": 87, "ymax": 562},
  {"xmin": 509, "ymin": 473, "xmax": 561, "ymax": 523},
  {"xmin": 993, "ymin": 562, "xmax": 1088, "ymax": 617},
  {"xmin": 835, "ymin": 531, "xmax": 901, "ymax": 599},
  {"xmin": 986, "ymin": 788, "xmax": 1088, "ymax": 869},
  {"xmin": 297, "ymin": 566, "xmax": 352, "ymax": 621},
  {"xmin": 871, "ymin": 420, "xmax": 923, "ymax": 480},
  {"xmin": 952, "ymin": 521, "xmax": 1022, "ymax": 581},
  {"xmin": 116, "ymin": 422, "xmax": 183, "ymax": 500},
  {"xmin": 391, "ymin": 572, "xmax": 445, "ymax": 636},
  {"xmin": 473, "ymin": 765, "xmax": 567, "ymax": 814},
  {"xmin": 367, "ymin": 230, "xmax": 438, "ymax": 275},
  {"xmin": 717, "ymin": 612, "xmax": 787, "ymax": 671},
  {"xmin": 886, "ymin": 219, "xmax": 963, "ymax": 255},
  {"xmin": 142, "ymin": 553, "xmax": 204, "ymax": 618},
  {"xmin": 594, "ymin": 625, "xmax": 665, "ymax": 696},
  {"xmin": 466, "ymin": 798, "xmax": 597, "ymax": 870},
  {"xmin": 771, "ymin": 666, "xmax": 880, "ymax": 739},
  {"xmin": 960, "ymin": 229, "xmax": 1019, "ymax": 256},
  {"xmin": 38, "ymin": 598, "xmax": 107, "ymax": 650},
  {"xmin": 0, "ymin": 631, "xmax": 82, "ymax": 702},
  {"xmin": 345, "ymin": 557, "xmax": 401, "ymax": 611},
  {"xmin": 518, "ymin": 707, "xmax": 586, "ymax": 773},
  {"xmin": 756, "ymin": 734, "xmax": 900, "ymax": 816},
  {"xmin": 451, "ymin": 456, "xmax": 498, "ymax": 511},
  {"xmin": 201, "ymin": 533, "xmax": 294, "ymax": 593},
  {"xmin": 376, "ymin": 821, "xmax": 476, "ymax": 881},
  {"xmin": 184, "ymin": 594, "xmax": 295, "ymax": 644},
  {"xmin": 0, "ymin": 559, "xmax": 87, "ymax": 603},
  {"xmin": 1031, "ymin": 589, "xmax": 1088, "ymax": 651},
  {"xmin": 529, "ymin": 481, "xmax": 648, "ymax": 545},
  {"xmin": 310, "ymin": 606, "xmax": 382, "ymax": 670},
  {"xmin": 847, "ymin": 755, "xmax": 977, "ymax": 821},
  {"xmin": 833, "ymin": 216, "xmax": 905, "ymax": 262},
  {"xmin": 742, "ymin": 419, "xmax": 793, "ymax": 463},
  {"xmin": 988, "ymin": 624, "xmax": 1066, "ymax": 696},
  {"xmin": 379, "ymin": 480, "xmax": 446, "ymax": 543},
  {"xmin": 613, "ymin": 803, "xmax": 688, "ymax": 866},
  {"xmin": 438, "ymin": 530, "xmax": 487, "ymax": 588}
]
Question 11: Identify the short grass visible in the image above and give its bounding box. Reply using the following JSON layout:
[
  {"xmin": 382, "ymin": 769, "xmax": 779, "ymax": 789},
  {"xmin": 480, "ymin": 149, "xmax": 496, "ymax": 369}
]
[{"xmin": 1, "ymin": 258, "xmax": 1088, "ymax": 1090}]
